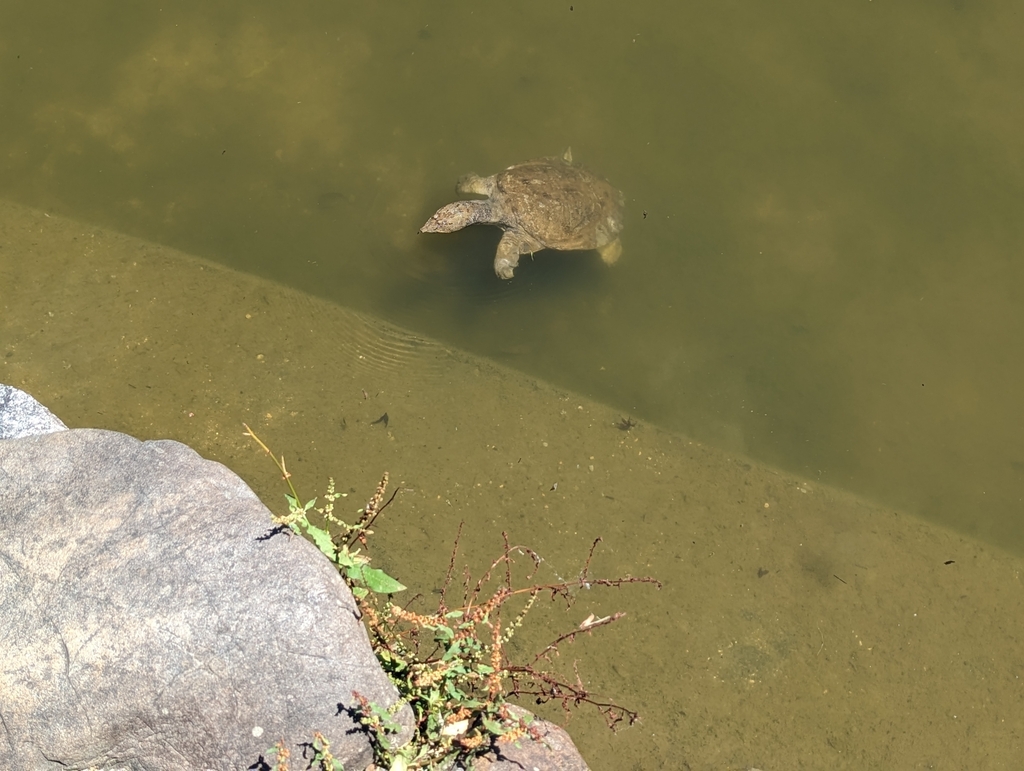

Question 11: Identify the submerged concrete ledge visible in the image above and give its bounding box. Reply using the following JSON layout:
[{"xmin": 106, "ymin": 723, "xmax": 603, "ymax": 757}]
[{"xmin": 3, "ymin": 199, "xmax": 1022, "ymax": 768}]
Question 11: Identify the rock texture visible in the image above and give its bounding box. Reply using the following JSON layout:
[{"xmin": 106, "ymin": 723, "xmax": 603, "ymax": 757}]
[
  {"xmin": 0, "ymin": 415, "xmax": 408, "ymax": 770},
  {"xmin": 0, "ymin": 383, "xmax": 66, "ymax": 439},
  {"xmin": 473, "ymin": 706, "xmax": 590, "ymax": 771}
]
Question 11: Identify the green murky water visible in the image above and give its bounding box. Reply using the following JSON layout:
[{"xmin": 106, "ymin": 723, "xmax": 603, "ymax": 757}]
[
  {"xmin": 3, "ymin": 1, "xmax": 1024, "ymax": 767},
  {"xmin": 4, "ymin": 1, "xmax": 1022, "ymax": 549}
]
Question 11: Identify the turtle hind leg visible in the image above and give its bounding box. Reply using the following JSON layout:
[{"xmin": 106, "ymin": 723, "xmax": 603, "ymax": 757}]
[
  {"xmin": 598, "ymin": 238, "xmax": 622, "ymax": 265},
  {"xmin": 494, "ymin": 231, "xmax": 523, "ymax": 279}
]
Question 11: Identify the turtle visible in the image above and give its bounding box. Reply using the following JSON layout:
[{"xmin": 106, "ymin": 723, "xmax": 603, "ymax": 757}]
[{"xmin": 419, "ymin": 150, "xmax": 624, "ymax": 279}]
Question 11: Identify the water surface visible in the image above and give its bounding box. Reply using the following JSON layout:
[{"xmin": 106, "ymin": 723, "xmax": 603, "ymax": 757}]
[{"xmin": 3, "ymin": 1, "xmax": 1021, "ymax": 548}]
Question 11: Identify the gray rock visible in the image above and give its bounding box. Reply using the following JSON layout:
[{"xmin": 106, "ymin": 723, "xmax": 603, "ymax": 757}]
[
  {"xmin": 0, "ymin": 427, "xmax": 409, "ymax": 770},
  {"xmin": 471, "ymin": 706, "xmax": 590, "ymax": 771},
  {"xmin": 0, "ymin": 387, "xmax": 591, "ymax": 771},
  {"xmin": 0, "ymin": 384, "xmax": 67, "ymax": 439}
]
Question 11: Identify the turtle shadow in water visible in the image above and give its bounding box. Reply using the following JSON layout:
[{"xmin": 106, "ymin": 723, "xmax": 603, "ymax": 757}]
[
  {"xmin": 383, "ymin": 233, "xmax": 614, "ymax": 366},
  {"xmin": 411, "ymin": 223, "xmax": 609, "ymax": 306}
]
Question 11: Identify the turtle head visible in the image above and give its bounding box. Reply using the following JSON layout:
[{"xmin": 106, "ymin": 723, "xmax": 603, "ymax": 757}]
[
  {"xmin": 456, "ymin": 173, "xmax": 494, "ymax": 197},
  {"xmin": 419, "ymin": 200, "xmax": 492, "ymax": 234}
]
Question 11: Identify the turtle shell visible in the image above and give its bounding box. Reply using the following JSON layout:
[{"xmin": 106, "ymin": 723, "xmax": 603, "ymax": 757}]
[{"xmin": 492, "ymin": 156, "xmax": 624, "ymax": 252}]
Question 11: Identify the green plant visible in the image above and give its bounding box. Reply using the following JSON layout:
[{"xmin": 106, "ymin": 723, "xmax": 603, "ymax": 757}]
[
  {"xmin": 246, "ymin": 425, "xmax": 660, "ymax": 771},
  {"xmin": 309, "ymin": 732, "xmax": 344, "ymax": 771},
  {"xmin": 265, "ymin": 732, "xmax": 342, "ymax": 771},
  {"xmin": 353, "ymin": 527, "xmax": 659, "ymax": 771},
  {"xmin": 244, "ymin": 424, "xmax": 405, "ymax": 599}
]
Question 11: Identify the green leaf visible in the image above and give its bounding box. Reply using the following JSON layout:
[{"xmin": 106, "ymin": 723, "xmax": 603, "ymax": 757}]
[
  {"xmin": 343, "ymin": 565, "xmax": 363, "ymax": 585},
  {"xmin": 482, "ymin": 717, "xmax": 505, "ymax": 735},
  {"xmin": 361, "ymin": 566, "xmax": 407, "ymax": 594},
  {"xmin": 443, "ymin": 642, "xmax": 468, "ymax": 662},
  {"xmin": 335, "ymin": 550, "xmax": 358, "ymax": 570},
  {"xmin": 305, "ymin": 523, "xmax": 337, "ymax": 561}
]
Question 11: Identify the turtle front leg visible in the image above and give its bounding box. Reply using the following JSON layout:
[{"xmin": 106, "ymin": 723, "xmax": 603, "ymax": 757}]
[{"xmin": 494, "ymin": 231, "xmax": 523, "ymax": 279}]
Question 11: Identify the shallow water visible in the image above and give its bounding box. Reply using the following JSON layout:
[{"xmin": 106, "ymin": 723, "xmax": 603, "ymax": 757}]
[{"xmin": 7, "ymin": 202, "xmax": 1024, "ymax": 769}]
